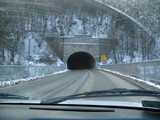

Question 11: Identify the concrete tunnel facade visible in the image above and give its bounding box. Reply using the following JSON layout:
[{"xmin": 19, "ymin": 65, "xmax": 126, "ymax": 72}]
[
  {"xmin": 67, "ymin": 52, "xmax": 96, "ymax": 70},
  {"xmin": 46, "ymin": 35, "xmax": 113, "ymax": 69}
]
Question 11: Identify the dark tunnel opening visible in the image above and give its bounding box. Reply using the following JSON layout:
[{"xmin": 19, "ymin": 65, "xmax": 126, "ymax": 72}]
[{"xmin": 67, "ymin": 52, "xmax": 96, "ymax": 70}]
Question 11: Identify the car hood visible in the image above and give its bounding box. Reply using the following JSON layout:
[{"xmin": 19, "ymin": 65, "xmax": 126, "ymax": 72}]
[
  {"xmin": 59, "ymin": 99, "xmax": 143, "ymax": 107},
  {"xmin": 0, "ymin": 99, "xmax": 143, "ymax": 108},
  {"xmin": 0, "ymin": 99, "xmax": 41, "ymax": 103}
]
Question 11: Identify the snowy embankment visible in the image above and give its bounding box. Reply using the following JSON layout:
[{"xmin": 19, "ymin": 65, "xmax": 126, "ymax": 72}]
[
  {"xmin": 0, "ymin": 69, "xmax": 68, "ymax": 87},
  {"xmin": 99, "ymin": 68, "xmax": 160, "ymax": 89}
]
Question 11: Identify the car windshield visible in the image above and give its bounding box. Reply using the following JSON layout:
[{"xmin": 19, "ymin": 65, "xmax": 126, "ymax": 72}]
[{"xmin": 0, "ymin": 0, "xmax": 160, "ymax": 106}]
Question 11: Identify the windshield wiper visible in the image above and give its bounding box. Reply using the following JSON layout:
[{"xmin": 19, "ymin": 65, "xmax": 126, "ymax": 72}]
[
  {"xmin": 0, "ymin": 93, "xmax": 29, "ymax": 100},
  {"xmin": 42, "ymin": 88, "xmax": 160, "ymax": 104}
]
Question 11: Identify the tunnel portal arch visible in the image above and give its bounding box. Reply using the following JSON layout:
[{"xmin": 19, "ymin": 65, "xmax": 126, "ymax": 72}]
[{"xmin": 67, "ymin": 52, "xmax": 96, "ymax": 70}]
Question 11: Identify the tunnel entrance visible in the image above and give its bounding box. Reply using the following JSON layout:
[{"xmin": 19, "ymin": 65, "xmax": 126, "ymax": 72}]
[{"xmin": 67, "ymin": 52, "xmax": 96, "ymax": 70}]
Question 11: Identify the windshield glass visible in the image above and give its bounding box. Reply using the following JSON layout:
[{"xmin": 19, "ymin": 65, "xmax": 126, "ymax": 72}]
[{"xmin": 0, "ymin": 0, "xmax": 160, "ymax": 106}]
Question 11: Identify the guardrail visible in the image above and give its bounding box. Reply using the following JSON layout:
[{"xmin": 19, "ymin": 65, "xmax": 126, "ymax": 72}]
[
  {"xmin": 100, "ymin": 60, "xmax": 160, "ymax": 84},
  {"xmin": 0, "ymin": 65, "xmax": 66, "ymax": 82}
]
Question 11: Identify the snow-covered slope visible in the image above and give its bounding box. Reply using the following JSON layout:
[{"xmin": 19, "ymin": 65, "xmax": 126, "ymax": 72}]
[{"xmin": 0, "ymin": 0, "xmax": 159, "ymax": 65}]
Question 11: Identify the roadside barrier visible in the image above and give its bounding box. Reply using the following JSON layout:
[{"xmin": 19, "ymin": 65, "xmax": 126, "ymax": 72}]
[
  {"xmin": 0, "ymin": 65, "xmax": 66, "ymax": 82},
  {"xmin": 100, "ymin": 60, "xmax": 160, "ymax": 84}
]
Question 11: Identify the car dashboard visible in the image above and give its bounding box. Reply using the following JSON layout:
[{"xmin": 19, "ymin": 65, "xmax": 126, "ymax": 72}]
[{"xmin": 1, "ymin": 103, "xmax": 160, "ymax": 120}]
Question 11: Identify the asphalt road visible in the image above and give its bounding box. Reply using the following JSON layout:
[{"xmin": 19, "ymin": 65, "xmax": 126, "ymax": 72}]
[{"xmin": 0, "ymin": 69, "xmax": 155, "ymax": 102}]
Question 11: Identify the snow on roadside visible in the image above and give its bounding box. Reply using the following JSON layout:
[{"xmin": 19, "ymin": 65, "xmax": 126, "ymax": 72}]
[
  {"xmin": 99, "ymin": 68, "xmax": 160, "ymax": 89},
  {"xmin": 0, "ymin": 69, "xmax": 68, "ymax": 87}
]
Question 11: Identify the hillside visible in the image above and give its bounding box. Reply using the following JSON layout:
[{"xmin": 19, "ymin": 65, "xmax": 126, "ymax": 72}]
[
  {"xmin": 99, "ymin": 0, "xmax": 160, "ymax": 39},
  {"xmin": 0, "ymin": 0, "xmax": 159, "ymax": 65}
]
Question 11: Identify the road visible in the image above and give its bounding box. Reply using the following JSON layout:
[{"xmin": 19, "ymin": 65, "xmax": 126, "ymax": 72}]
[{"xmin": 0, "ymin": 69, "xmax": 153, "ymax": 102}]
